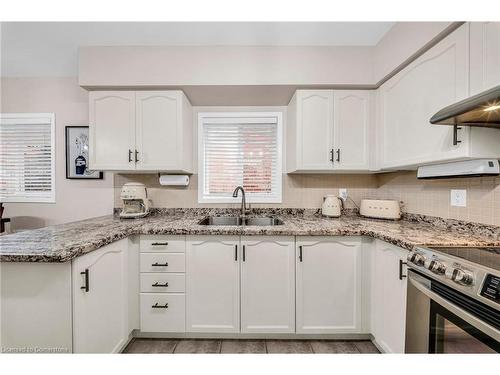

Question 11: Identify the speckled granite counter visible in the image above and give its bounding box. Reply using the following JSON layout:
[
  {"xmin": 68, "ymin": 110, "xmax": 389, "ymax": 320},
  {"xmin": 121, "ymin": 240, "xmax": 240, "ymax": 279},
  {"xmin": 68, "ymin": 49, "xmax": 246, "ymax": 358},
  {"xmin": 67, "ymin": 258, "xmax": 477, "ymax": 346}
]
[{"xmin": 1, "ymin": 209, "xmax": 499, "ymax": 262}]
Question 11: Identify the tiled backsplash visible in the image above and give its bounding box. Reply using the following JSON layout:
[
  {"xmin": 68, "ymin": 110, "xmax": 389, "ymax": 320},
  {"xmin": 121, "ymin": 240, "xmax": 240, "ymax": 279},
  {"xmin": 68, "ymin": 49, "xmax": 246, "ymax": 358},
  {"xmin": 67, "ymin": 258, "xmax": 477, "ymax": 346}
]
[{"xmin": 114, "ymin": 172, "xmax": 500, "ymax": 226}]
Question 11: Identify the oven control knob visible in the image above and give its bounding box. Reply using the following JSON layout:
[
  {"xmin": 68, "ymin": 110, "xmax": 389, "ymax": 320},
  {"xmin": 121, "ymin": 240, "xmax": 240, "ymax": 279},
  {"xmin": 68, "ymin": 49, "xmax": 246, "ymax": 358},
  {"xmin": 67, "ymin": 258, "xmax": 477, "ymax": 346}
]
[
  {"xmin": 407, "ymin": 251, "xmax": 425, "ymax": 266},
  {"xmin": 445, "ymin": 267, "xmax": 474, "ymax": 285},
  {"xmin": 424, "ymin": 259, "xmax": 446, "ymax": 274}
]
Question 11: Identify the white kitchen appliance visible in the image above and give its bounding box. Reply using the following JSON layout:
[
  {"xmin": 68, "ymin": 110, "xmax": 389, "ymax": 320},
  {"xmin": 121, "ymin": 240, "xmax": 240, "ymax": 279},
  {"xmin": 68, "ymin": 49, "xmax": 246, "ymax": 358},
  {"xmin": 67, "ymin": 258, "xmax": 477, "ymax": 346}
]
[
  {"xmin": 417, "ymin": 159, "xmax": 500, "ymax": 179},
  {"xmin": 321, "ymin": 195, "xmax": 343, "ymax": 217},
  {"xmin": 360, "ymin": 199, "xmax": 401, "ymax": 220},
  {"xmin": 119, "ymin": 182, "xmax": 151, "ymax": 219}
]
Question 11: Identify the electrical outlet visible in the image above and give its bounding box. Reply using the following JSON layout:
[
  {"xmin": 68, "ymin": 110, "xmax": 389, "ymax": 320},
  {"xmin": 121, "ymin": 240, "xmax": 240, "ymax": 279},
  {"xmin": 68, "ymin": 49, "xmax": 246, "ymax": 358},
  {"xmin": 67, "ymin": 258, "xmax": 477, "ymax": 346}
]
[
  {"xmin": 339, "ymin": 188, "xmax": 348, "ymax": 201},
  {"xmin": 450, "ymin": 189, "xmax": 467, "ymax": 207}
]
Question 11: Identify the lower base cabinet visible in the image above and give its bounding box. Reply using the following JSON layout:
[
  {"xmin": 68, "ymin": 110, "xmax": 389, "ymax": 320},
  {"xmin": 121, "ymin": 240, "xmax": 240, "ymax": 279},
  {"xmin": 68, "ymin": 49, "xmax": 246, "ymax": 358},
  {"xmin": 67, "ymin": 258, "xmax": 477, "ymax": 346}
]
[
  {"xmin": 2, "ymin": 234, "xmax": 410, "ymax": 352},
  {"xmin": 139, "ymin": 235, "xmax": 186, "ymax": 333},
  {"xmin": 72, "ymin": 239, "xmax": 131, "ymax": 353},
  {"xmin": 370, "ymin": 240, "xmax": 408, "ymax": 353},
  {"xmin": 240, "ymin": 236, "xmax": 295, "ymax": 333},
  {"xmin": 140, "ymin": 293, "xmax": 185, "ymax": 332},
  {"xmin": 186, "ymin": 236, "xmax": 240, "ymax": 333},
  {"xmin": 296, "ymin": 237, "xmax": 363, "ymax": 334}
]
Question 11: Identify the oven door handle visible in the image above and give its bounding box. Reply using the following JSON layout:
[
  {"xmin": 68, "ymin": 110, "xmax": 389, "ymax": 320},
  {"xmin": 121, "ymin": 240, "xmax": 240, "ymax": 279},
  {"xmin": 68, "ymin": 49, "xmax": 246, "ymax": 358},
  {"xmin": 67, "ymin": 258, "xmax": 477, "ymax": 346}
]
[{"xmin": 408, "ymin": 272, "xmax": 500, "ymax": 342}]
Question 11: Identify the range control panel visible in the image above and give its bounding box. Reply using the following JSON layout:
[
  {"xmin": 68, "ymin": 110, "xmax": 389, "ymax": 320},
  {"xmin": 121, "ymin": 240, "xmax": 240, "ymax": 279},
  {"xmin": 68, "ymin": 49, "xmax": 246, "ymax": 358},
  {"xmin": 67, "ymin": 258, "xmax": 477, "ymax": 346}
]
[{"xmin": 480, "ymin": 274, "xmax": 500, "ymax": 304}]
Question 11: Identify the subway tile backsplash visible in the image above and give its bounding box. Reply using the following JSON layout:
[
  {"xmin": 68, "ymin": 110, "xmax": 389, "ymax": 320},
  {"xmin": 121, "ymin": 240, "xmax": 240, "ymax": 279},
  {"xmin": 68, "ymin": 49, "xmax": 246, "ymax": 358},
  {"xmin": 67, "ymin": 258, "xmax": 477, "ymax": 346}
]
[{"xmin": 114, "ymin": 171, "xmax": 500, "ymax": 226}]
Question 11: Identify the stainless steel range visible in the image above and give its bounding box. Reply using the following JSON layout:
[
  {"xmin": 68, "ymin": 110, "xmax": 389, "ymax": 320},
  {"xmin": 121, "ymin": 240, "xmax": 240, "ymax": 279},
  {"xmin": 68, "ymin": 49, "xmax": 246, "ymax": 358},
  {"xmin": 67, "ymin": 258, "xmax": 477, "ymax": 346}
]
[{"xmin": 405, "ymin": 246, "xmax": 500, "ymax": 353}]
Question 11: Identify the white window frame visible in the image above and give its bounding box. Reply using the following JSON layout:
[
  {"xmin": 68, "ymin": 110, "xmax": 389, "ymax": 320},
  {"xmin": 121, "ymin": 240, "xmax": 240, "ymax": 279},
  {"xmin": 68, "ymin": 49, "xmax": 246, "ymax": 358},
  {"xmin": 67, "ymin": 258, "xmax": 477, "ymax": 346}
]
[
  {"xmin": 0, "ymin": 113, "xmax": 56, "ymax": 203},
  {"xmin": 198, "ymin": 112, "xmax": 283, "ymax": 204}
]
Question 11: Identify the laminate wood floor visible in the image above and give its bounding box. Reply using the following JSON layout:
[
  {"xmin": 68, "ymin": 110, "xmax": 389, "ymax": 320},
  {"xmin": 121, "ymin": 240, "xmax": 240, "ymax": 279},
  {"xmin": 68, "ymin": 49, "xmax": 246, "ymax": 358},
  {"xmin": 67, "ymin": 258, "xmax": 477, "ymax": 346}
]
[{"xmin": 122, "ymin": 339, "xmax": 380, "ymax": 354}]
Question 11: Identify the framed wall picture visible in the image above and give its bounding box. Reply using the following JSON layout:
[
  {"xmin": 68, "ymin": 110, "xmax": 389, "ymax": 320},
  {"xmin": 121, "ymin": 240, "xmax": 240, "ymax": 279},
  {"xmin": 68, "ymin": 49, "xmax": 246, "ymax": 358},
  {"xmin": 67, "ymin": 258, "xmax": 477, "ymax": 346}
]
[{"xmin": 65, "ymin": 126, "xmax": 103, "ymax": 179}]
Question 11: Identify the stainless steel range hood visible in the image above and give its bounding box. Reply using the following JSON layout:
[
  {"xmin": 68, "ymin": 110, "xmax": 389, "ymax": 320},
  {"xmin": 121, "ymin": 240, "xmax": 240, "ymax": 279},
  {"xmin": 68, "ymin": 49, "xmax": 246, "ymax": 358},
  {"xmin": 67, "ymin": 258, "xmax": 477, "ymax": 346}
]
[{"xmin": 430, "ymin": 85, "xmax": 500, "ymax": 128}]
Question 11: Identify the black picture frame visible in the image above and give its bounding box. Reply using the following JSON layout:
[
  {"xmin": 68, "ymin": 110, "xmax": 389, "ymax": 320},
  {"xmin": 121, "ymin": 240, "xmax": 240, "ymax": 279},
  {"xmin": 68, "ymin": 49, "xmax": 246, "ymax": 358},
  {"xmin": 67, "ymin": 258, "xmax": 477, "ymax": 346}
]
[{"xmin": 65, "ymin": 126, "xmax": 103, "ymax": 180}]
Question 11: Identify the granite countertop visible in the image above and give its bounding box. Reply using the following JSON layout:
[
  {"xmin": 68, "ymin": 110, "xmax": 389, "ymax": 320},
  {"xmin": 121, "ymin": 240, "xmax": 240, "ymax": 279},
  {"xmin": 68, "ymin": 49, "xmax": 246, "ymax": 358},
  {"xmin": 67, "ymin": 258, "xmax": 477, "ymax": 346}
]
[{"xmin": 1, "ymin": 208, "xmax": 499, "ymax": 263}]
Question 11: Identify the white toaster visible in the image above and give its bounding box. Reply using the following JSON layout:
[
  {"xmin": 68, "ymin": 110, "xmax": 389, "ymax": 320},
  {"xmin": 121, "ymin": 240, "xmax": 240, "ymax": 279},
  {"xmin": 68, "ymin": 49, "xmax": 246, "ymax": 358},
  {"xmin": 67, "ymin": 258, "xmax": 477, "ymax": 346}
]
[{"xmin": 359, "ymin": 199, "xmax": 401, "ymax": 220}]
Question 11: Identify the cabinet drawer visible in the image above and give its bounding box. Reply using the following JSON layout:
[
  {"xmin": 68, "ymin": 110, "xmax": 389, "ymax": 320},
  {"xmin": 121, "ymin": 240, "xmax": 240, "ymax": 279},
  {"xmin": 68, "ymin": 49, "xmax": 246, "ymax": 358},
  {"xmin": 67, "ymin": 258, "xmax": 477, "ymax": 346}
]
[
  {"xmin": 140, "ymin": 236, "xmax": 185, "ymax": 253},
  {"xmin": 140, "ymin": 273, "xmax": 185, "ymax": 293},
  {"xmin": 140, "ymin": 293, "xmax": 185, "ymax": 333},
  {"xmin": 140, "ymin": 253, "xmax": 185, "ymax": 273}
]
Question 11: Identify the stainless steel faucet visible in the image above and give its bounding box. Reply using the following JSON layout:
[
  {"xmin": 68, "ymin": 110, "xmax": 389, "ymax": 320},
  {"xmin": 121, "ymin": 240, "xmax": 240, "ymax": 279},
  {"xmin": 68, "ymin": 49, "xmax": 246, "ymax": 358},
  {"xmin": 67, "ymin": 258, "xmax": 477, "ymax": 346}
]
[{"xmin": 232, "ymin": 186, "xmax": 249, "ymax": 218}]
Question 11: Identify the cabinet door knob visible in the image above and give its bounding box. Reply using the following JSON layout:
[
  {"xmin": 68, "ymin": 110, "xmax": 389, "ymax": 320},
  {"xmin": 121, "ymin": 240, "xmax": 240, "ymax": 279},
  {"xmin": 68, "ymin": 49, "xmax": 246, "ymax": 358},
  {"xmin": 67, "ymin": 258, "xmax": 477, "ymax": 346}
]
[
  {"xmin": 453, "ymin": 125, "xmax": 462, "ymax": 146},
  {"xmin": 152, "ymin": 262, "xmax": 169, "ymax": 267},
  {"xmin": 152, "ymin": 282, "xmax": 169, "ymax": 287},
  {"xmin": 80, "ymin": 269, "xmax": 89, "ymax": 292},
  {"xmin": 399, "ymin": 259, "xmax": 407, "ymax": 280},
  {"xmin": 151, "ymin": 242, "xmax": 169, "ymax": 246},
  {"xmin": 152, "ymin": 302, "xmax": 168, "ymax": 309}
]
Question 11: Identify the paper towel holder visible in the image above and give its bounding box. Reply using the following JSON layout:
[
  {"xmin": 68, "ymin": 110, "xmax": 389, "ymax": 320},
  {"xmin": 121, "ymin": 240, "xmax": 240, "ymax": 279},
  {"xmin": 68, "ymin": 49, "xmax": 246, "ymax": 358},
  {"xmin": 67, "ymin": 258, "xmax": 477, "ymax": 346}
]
[{"xmin": 158, "ymin": 174, "xmax": 190, "ymax": 187}]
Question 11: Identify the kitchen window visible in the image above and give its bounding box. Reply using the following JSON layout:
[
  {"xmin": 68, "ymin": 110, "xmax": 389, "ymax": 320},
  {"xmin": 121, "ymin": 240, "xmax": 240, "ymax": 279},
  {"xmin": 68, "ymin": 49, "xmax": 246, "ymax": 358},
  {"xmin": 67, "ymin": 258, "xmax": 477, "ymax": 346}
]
[
  {"xmin": 198, "ymin": 112, "xmax": 282, "ymax": 203},
  {"xmin": 0, "ymin": 113, "xmax": 56, "ymax": 203}
]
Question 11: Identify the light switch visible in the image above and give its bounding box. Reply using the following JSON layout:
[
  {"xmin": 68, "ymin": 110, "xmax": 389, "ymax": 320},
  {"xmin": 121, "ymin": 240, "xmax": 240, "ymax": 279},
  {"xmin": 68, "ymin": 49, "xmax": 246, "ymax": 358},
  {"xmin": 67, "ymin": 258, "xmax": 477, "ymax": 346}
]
[{"xmin": 450, "ymin": 189, "xmax": 467, "ymax": 207}]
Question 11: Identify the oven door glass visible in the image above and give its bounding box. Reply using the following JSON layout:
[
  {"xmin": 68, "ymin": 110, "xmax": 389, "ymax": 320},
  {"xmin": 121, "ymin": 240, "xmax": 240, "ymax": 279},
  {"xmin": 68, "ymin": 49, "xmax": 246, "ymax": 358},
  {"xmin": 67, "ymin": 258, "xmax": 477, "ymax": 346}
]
[{"xmin": 430, "ymin": 301, "xmax": 498, "ymax": 353}]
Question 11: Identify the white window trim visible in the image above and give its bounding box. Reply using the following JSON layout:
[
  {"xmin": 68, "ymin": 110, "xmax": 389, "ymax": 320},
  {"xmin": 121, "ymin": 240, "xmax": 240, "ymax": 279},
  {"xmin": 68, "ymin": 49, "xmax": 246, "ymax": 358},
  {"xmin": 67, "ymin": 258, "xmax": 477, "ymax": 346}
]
[
  {"xmin": 198, "ymin": 111, "xmax": 283, "ymax": 204},
  {"xmin": 0, "ymin": 113, "xmax": 56, "ymax": 203}
]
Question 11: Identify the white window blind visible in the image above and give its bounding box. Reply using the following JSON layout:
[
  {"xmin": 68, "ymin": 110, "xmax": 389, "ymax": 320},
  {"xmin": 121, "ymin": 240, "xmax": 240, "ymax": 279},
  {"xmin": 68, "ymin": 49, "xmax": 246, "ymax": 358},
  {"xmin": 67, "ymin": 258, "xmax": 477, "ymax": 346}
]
[
  {"xmin": 0, "ymin": 113, "xmax": 56, "ymax": 203},
  {"xmin": 198, "ymin": 113, "xmax": 282, "ymax": 203}
]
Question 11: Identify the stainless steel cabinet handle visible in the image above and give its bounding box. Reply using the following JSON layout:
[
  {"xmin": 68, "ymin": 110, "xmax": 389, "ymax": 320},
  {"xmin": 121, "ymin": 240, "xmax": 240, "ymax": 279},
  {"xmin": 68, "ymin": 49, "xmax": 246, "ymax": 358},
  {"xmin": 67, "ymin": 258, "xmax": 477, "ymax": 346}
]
[
  {"xmin": 330, "ymin": 149, "xmax": 334, "ymax": 162},
  {"xmin": 152, "ymin": 282, "xmax": 169, "ymax": 287},
  {"xmin": 152, "ymin": 262, "xmax": 168, "ymax": 267},
  {"xmin": 128, "ymin": 149, "xmax": 133, "ymax": 162},
  {"xmin": 242, "ymin": 245, "xmax": 246, "ymax": 262},
  {"xmin": 152, "ymin": 303, "xmax": 168, "ymax": 309},
  {"xmin": 336, "ymin": 148, "xmax": 341, "ymax": 162},
  {"xmin": 299, "ymin": 246, "xmax": 303, "ymax": 262},
  {"xmin": 135, "ymin": 150, "xmax": 139, "ymax": 162},
  {"xmin": 234, "ymin": 245, "xmax": 238, "ymax": 261},
  {"xmin": 151, "ymin": 242, "xmax": 168, "ymax": 246},
  {"xmin": 80, "ymin": 269, "xmax": 89, "ymax": 292}
]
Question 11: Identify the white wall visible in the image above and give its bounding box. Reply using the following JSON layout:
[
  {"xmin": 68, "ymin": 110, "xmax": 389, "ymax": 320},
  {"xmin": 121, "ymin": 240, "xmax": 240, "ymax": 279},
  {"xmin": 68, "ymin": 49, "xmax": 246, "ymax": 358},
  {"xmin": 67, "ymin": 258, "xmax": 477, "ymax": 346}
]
[
  {"xmin": 79, "ymin": 46, "xmax": 375, "ymax": 87},
  {"xmin": 373, "ymin": 22, "xmax": 454, "ymax": 83},
  {"xmin": 1, "ymin": 77, "xmax": 114, "ymax": 230}
]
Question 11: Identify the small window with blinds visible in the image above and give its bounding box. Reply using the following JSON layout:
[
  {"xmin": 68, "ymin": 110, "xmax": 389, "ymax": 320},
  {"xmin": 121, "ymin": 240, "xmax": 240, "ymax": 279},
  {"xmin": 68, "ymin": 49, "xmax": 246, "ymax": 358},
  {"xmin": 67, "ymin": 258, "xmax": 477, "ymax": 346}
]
[
  {"xmin": 198, "ymin": 112, "xmax": 282, "ymax": 203},
  {"xmin": 0, "ymin": 113, "xmax": 56, "ymax": 203}
]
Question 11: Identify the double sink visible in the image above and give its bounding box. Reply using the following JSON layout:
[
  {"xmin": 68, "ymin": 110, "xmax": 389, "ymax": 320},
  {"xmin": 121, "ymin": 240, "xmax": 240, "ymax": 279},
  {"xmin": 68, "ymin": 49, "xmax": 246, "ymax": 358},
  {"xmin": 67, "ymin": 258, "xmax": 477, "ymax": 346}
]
[{"xmin": 198, "ymin": 216, "xmax": 284, "ymax": 226}]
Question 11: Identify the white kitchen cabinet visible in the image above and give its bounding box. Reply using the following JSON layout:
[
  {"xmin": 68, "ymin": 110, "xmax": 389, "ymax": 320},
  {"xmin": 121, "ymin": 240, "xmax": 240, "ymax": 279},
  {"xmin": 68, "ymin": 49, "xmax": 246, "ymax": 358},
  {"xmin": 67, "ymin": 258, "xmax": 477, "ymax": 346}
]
[
  {"xmin": 333, "ymin": 90, "xmax": 371, "ymax": 170},
  {"xmin": 287, "ymin": 90, "xmax": 334, "ymax": 171},
  {"xmin": 89, "ymin": 90, "xmax": 193, "ymax": 173},
  {"xmin": 287, "ymin": 90, "xmax": 371, "ymax": 173},
  {"xmin": 89, "ymin": 91, "xmax": 136, "ymax": 171},
  {"xmin": 470, "ymin": 22, "xmax": 500, "ymax": 95},
  {"xmin": 139, "ymin": 235, "xmax": 186, "ymax": 333},
  {"xmin": 240, "ymin": 236, "xmax": 295, "ymax": 333},
  {"xmin": 135, "ymin": 91, "xmax": 193, "ymax": 172},
  {"xmin": 186, "ymin": 236, "xmax": 240, "ymax": 333},
  {"xmin": 370, "ymin": 240, "xmax": 408, "ymax": 353},
  {"xmin": 378, "ymin": 24, "xmax": 500, "ymax": 169},
  {"xmin": 72, "ymin": 239, "xmax": 129, "ymax": 353},
  {"xmin": 296, "ymin": 236, "xmax": 362, "ymax": 334}
]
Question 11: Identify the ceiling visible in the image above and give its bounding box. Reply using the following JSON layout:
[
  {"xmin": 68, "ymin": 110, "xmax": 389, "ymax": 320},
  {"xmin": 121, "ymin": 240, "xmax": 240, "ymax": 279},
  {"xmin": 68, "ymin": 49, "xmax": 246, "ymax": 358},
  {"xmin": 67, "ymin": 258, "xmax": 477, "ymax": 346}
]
[{"xmin": 0, "ymin": 22, "xmax": 394, "ymax": 77}]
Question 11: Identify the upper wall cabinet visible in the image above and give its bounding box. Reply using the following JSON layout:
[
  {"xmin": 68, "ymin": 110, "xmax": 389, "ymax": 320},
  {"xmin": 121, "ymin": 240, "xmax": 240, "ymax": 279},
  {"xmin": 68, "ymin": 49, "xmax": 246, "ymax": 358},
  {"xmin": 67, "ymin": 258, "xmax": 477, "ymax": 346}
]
[
  {"xmin": 470, "ymin": 22, "xmax": 500, "ymax": 95},
  {"xmin": 378, "ymin": 24, "xmax": 500, "ymax": 170},
  {"xmin": 89, "ymin": 90, "xmax": 193, "ymax": 173},
  {"xmin": 286, "ymin": 89, "xmax": 371, "ymax": 173}
]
